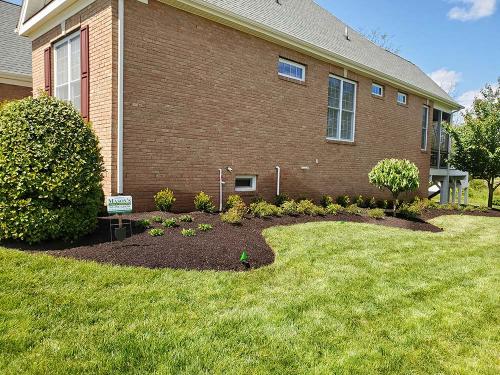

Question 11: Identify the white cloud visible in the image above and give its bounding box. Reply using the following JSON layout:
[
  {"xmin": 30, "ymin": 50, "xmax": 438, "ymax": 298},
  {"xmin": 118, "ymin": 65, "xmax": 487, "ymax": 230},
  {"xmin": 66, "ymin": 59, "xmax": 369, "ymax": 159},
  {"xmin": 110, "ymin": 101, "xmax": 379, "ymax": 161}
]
[
  {"xmin": 448, "ymin": 0, "xmax": 497, "ymax": 21},
  {"xmin": 428, "ymin": 68, "xmax": 462, "ymax": 95},
  {"xmin": 455, "ymin": 81, "xmax": 498, "ymax": 122}
]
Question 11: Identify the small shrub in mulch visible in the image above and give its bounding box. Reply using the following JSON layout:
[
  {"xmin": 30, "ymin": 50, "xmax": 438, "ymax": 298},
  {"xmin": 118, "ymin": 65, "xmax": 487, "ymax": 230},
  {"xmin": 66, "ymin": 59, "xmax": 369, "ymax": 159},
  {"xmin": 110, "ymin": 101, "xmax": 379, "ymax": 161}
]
[
  {"xmin": 281, "ymin": 200, "xmax": 300, "ymax": 216},
  {"xmin": 149, "ymin": 228, "xmax": 165, "ymax": 237},
  {"xmin": 336, "ymin": 195, "xmax": 351, "ymax": 207},
  {"xmin": 162, "ymin": 218, "xmax": 179, "ymax": 228},
  {"xmin": 154, "ymin": 188, "xmax": 176, "ymax": 212},
  {"xmin": 198, "ymin": 224, "xmax": 213, "ymax": 232},
  {"xmin": 194, "ymin": 192, "xmax": 216, "ymax": 213},
  {"xmin": 297, "ymin": 200, "xmax": 325, "ymax": 216},
  {"xmin": 181, "ymin": 228, "xmax": 196, "ymax": 237},
  {"xmin": 221, "ymin": 207, "xmax": 245, "ymax": 224},
  {"xmin": 250, "ymin": 201, "xmax": 282, "ymax": 218},
  {"xmin": 151, "ymin": 216, "xmax": 163, "ymax": 223},
  {"xmin": 179, "ymin": 215, "xmax": 193, "ymax": 223},
  {"xmin": 136, "ymin": 219, "xmax": 152, "ymax": 229},
  {"xmin": 274, "ymin": 193, "xmax": 290, "ymax": 207},
  {"xmin": 345, "ymin": 204, "xmax": 362, "ymax": 215},
  {"xmin": 320, "ymin": 195, "xmax": 335, "ymax": 208},
  {"xmin": 368, "ymin": 208, "xmax": 385, "ymax": 219},
  {"xmin": 226, "ymin": 195, "xmax": 244, "ymax": 210},
  {"xmin": 325, "ymin": 204, "xmax": 343, "ymax": 215}
]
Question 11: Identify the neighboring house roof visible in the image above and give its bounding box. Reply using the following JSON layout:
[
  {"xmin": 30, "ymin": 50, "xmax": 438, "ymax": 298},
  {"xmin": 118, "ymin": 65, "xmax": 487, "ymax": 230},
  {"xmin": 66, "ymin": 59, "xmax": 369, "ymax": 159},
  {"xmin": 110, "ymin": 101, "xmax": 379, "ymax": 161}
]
[
  {"xmin": 0, "ymin": 0, "xmax": 32, "ymax": 85},
  {"xmin": 193, "ymin": 0, "xmax": 458, "ymax": 108}
]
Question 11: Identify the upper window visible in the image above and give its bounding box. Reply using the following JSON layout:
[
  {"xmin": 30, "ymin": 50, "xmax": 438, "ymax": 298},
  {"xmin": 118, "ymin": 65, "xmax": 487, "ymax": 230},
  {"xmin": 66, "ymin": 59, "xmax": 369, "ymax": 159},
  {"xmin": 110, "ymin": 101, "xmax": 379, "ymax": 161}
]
[
  {"xmin": 235, "ymin": 176, "xmax": 257, "ymax": 192},
  {"xmin": 397, "ymin": 92, "xmax": 407, "ymax": 105},
  {"xmin": 54, "ymin": 32, "xmax": 81, "ymax": 110},
  {"xmin": 278, "ymin": 58, "xmax": 305, "ymax": 81},
  {"xmin": 421, "ymin": 106, "xmax": 429, "ymax": 151},
  {"xmin": 372, "ymin": 83, "xmax": 384, "ymax": 97},
  {"xmin": 327, "ymin": 76, "xmax": 357, "ymax": 142}
]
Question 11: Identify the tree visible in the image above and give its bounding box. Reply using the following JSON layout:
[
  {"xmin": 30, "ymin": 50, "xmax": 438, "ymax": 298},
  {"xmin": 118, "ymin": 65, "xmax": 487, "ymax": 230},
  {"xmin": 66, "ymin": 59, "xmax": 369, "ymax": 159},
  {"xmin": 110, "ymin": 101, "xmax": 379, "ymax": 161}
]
[
  {"xmin": 368, "ymin": 159, "xmax": 420, "ymax": 216},
  {"xmin": 445, "ymin": 79, "xmax": 500, "ymax": 208},
  {"xmin": 359, "ymin": 28, "xmax": 400, "ymax": 55},
  {"xmin": 0, "ymin": 95, "xmax": 104, "ymax": 243}
]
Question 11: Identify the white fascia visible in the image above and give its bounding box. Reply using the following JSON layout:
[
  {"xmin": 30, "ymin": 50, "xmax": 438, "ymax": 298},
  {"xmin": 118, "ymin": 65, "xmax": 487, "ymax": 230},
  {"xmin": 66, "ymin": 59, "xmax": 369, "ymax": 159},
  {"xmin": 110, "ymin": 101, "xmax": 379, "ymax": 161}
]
[{"xmin": 0, "ymin": 71, "xmax": 32, "ymax": 87}]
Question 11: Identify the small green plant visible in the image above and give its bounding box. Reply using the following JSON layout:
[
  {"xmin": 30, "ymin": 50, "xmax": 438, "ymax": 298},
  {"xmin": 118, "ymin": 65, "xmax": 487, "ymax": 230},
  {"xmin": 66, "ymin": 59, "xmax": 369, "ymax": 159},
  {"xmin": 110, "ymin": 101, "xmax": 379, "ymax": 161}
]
[
  {"xmin": 181, "ymin": 228, "xmax": 196, "ymax": 237},
  {"xmin": 149, "ymin": 228, "xmax": 165, "ymax": 237},
  {"xmin": 249, "ymin": 201, "xmax": 282, "ymax": 218},
  {"xmin": 198, "ymin": 223, "xmax": 213, "ymax": 231},
  {"xmin": 377, "ymin": 199, "xmax": 389, "ymax": 209},
  {"xmin": 162, "ymin": 218, "xmax": 178, "ymax": 228},
  {"xmin": 226, "ymin": 194, "xmax": 244, "ymax": 210},
  {"xmin": 397, "ymin": 202, "xmax": 422, "ymax": 219},
  {"xmin": 179, "ymin": 215, "xmax": 193, "ymax": 222},
  {"xmin": 136, "ymin": 219, "xmax": 152, "ymax": 229},
  {"xmin": 368, "ymin": 208, "xmax": 385, "ymax": 219},
  {"xmin": 325, "ymin": 204, "xmax": 343, "ymax": 215},
  {"xmin": 297, "ymin": 200, "xmax": 325, "ymax": 216},
  {"xmin": 336, "ymin": 195, "xmax": 351, "ymax": 207},
  {"xmin": 154, "ymin": 188, "xmax": 176, "ymax": 212},
  {"xmin": 194, "ymin": 192, "xmax": 216, "ymax": 213},
  {"xmin": 281, "ymin": 200, "xmax": 299, "ymax": 216},
  {"xmin": 354, "ymin": 195, "xmax": 365, "ymax": 208},
  {"xmin": 345, "ymin": 204, "xmax": 362, "ymax": 215},
  {"xmin": 368, "ymin": 197, "xmax": 377, "ymax": 209},
  {"xmin": 151, "ymin": 216, "xmax": 163, "ymax": 223},
  {"xmin": 240, "ymin": 250, "xmax": 250, "ymax": 268},
  {"xmin": 274, "ymin": 193, "xmax": 290, "ymax": 207},
  {"xmin": 220, "ymin": 207, "xmax": 245, "ymax": 224},
  {"xmin": 320, "ymin": 195, "xmax": 334, "ymax": 208}
]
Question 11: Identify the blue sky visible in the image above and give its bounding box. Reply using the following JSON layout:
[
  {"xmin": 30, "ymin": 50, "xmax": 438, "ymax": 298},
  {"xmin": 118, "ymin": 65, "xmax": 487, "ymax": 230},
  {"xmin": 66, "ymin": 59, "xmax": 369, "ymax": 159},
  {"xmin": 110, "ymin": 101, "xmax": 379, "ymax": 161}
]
[{"xmin": 7, "ymin": 0, "xmax": 499, "ymax": 108}]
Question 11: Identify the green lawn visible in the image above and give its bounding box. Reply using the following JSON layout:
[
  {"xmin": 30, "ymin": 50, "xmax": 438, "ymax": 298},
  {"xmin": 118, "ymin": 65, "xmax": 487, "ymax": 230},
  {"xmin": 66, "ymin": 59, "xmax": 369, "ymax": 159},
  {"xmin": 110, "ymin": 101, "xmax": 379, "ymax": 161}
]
[
  {"xmin": 1, "ymin": 215, "xmax": 499, "ymax": 374},
  {"xmin": 468, "ymin": 179, "xmax": 500, "ymax": 208}
]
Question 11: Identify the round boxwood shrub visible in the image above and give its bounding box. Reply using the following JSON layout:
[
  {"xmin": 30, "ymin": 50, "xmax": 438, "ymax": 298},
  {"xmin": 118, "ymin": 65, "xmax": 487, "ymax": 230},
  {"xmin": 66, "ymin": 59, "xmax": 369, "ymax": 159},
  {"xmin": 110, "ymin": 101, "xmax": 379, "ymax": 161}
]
[{"xmin": 0, "ymin": 95, "xmax": 104, "ymax": 243}]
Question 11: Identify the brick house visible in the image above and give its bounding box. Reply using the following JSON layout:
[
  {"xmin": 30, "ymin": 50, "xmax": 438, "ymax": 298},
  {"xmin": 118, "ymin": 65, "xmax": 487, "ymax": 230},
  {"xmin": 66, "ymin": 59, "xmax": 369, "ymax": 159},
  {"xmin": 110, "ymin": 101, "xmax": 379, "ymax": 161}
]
[
  {"xmin": 17, "ymin": 0, "xmax": 465, "ymax": 212},
  {"xmin": 0, "ymin": 1, "xmax": 32, "ymax": 101}
]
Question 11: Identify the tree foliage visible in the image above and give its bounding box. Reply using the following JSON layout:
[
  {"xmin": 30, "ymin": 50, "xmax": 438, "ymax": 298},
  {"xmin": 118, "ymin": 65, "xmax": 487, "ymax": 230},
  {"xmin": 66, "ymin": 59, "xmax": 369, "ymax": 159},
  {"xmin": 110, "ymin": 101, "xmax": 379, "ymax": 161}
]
[
  {"xmin": 0, "ymin": 95, "xmax": 104, "ymax": 243},
  {"xmin": 368, "ymin": 159, "xmax": 420, "ymax": 215},
  {"xmin": 445, "ymin": 79, "xmax": 500, "ymax": 208}
]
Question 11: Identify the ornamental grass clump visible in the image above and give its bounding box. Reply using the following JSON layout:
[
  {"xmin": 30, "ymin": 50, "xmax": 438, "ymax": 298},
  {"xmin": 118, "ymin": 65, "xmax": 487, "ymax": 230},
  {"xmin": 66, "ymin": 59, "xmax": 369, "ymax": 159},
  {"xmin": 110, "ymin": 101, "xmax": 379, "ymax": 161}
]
[
  {"xmin": 0, "ymin": 95, "xmax": 104, "ymax": 244},
  {"xmin": 154, "ymin": 188, "xmax": 176, "ymax": 212},
  {"xmin": 369, "ymin": 159, "xmax": 420, "ymax": 216}
]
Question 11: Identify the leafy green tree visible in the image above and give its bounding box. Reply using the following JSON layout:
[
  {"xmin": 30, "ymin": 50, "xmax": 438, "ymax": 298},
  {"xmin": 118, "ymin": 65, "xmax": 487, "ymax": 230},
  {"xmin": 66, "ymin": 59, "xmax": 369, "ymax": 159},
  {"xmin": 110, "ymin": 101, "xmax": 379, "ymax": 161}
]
[
  {"xmin": 368, "ymin": 159, "xmax": 420, "ymax": 216},
  {"xmin": 0, "ymin": 95, "xmax": 104, "ymax": 243},
  {"xmin": 445, "ymin": 79, "xmax": 500, "ymax": 208}
]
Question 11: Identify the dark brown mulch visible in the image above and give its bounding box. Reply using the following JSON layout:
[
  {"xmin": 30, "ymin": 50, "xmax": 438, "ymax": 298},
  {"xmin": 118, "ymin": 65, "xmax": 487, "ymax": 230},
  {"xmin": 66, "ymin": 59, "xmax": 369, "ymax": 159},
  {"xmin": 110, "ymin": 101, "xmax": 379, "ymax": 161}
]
[{"xmin": 1, "ymin": 209, "xmax": 465, "ymax": 272}]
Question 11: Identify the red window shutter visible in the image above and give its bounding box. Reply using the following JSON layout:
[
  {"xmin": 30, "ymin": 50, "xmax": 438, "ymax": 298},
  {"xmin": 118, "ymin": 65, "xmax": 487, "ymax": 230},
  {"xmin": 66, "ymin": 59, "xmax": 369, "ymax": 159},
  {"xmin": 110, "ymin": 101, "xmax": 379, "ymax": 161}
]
[
  {"xmin": 80, "ymin": 26, "xmax": 90, "ymax": 121},
  {"xmin": 44, "ymin": 47, "xmax": 52, "ymax": 95}
]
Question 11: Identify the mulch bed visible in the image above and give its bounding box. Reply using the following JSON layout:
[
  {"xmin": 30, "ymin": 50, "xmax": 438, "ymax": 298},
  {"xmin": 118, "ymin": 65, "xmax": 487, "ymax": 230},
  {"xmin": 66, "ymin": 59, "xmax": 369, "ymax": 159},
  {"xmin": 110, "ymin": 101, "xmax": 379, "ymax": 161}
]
[{"xmin": 3, "ymin": 209, "xmax": 499, "ymax": 272}]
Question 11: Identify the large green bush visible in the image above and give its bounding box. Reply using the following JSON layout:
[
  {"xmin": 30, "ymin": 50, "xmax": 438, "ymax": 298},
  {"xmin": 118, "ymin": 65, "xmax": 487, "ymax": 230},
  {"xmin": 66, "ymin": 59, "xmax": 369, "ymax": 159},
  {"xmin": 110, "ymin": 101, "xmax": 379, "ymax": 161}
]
[{"xmin": 0, "ymin": 95, "xmax": 104, "ymax": 243}]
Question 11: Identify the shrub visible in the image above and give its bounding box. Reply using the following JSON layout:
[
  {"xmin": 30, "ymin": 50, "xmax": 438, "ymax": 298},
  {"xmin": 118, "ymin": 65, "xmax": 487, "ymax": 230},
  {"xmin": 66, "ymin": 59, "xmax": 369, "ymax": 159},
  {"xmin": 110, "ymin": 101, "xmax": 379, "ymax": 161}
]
[
  {"xmin": 220, "ymin": 207, "xmax": 245, "ymax": 224},
  {"xmin": 154, "ymin": 188, "xmax": 176, "ymax": 212},
  {"xmin": 493, "ymin": 198, "xmax": 500, "ymax": 206},
  {"xmin": 368, "ymin": 208, "xmax": 385, "ymax": 219},
  {"xmin": 251, "ymin": 195, "xmax": 265, "ymax": 204},
  {"xmin": 377, "ymin": 199, "xmax": 389, "ymax": 209},
  {"xmin": 368, "ymin": 197, "xmax": 378, "ymax": 209},
  {"xmin": 162, "ymin": 218, "xmax": 178, "ymax": 228},
  {"xmin": 336, "ymin": 195, "xmax": 351, "ymax": 207},
  {"xmin": 194, "ymin": 192, "xmax": 216, "ymax": 213},
  {"xmin": 354, "ymin": 195, "xmax": 366, "ymax": 208},
  {"xmin": 297, "ymin": 200, "xmax": 326, "ymax": 216},
  {"xmin": 345, "ymin": 204, "xmax": 362, "ymax": 215},
  {"xmin": 325, "ymin": 204, "xmax": 343, "ymax": 215},
  {"xmin": 198, "ymin": 223, "xmax": 213, "ymax": 231},
  {"xmin": 136, "ymin": 219, "xmax": 152, "ymax": 229},
  {"xmin": 320, "ymin": 195, "xmax": 334, "ymax": 208},
  {"xmin": 151, "ymin": 216, "xmax": 163, "ymax": 223},
  {"xmin": 397, "ymin": 202, "xmax": 422, "ymax": 219},
  {"xmin": 274, "ymin": 193, "xmax": 290, "ymax": 207},
  {"xmin": 181, "ymin": 228, "xmax": 196, "ymax": 237},
  {"xmin": 369, "ymin": 159, "xmax": 420, "ymax": 216},
  {"xmin": 226, "ymin": 194, "xmax": 244, "ymax": 210},
  {"xmin": 281, "ymin": 200, "xmax": 299, "ymax": 216},
  {"xmin": 249, "ymin": 201, "xmax": 282, "ymax": 218},
  {"xmin": 179, "ymin": 215, "xmax": 193, "ymax": 223},
  {"xmin": 0, "ymin": 95, "xmax": 104, "ymax": 244},
  {"xmin": 149, "ymin": 228, "xmax": 165, "ymax": 237}
]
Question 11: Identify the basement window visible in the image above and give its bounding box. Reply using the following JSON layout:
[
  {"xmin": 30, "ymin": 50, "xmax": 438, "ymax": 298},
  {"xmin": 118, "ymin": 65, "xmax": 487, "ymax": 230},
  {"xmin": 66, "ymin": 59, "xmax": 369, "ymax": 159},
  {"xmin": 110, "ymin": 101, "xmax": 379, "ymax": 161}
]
[
  {"xmin": 397, "ymin": 92, "xmax": 408, "ymax": 105},
  {"xmin": 235, "ymin": 176, "xmax": 257, "ymax": 192},
  {"xmin": 372, "ymin": 83, "xmax": 384, "ymax": 97},
  {"xmin": 278, "ymin": 58, "xmax": 305, "ymax": 81}
]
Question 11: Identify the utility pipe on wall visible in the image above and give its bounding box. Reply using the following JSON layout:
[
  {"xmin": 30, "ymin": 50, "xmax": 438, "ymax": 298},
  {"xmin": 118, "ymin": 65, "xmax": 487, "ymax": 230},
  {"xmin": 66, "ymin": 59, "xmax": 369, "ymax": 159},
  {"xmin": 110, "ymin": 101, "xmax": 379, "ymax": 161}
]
[
  {"xmin": 117, "ymin": 0, "xmax": 124, "ymax": 194},
  {"xmin": 219, "ymin": 169, "xmax": 225, "ymax": 212},
  {"xmin": 275, "ymin": 166, "xmax": 281, "ymax": 196}
]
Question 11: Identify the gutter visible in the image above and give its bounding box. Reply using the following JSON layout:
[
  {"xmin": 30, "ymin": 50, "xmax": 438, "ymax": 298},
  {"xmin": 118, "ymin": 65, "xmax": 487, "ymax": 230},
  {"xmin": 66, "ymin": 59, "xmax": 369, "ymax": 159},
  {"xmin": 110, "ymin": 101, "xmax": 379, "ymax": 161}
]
[{"xmin": 117, "ymin": 0, "xmax": 124, "ymax": 194}]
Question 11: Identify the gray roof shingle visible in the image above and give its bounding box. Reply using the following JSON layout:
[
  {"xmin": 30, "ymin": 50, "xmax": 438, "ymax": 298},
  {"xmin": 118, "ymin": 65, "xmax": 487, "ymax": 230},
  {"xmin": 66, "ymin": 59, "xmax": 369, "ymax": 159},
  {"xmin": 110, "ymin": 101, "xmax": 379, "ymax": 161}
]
[
  {"xmin": 197, "ymin": 0, "xmax": 457, "ymax": 106},
  {"xmin": 0, "ymin": 0, "xmax": 32, "ymax": 77}
]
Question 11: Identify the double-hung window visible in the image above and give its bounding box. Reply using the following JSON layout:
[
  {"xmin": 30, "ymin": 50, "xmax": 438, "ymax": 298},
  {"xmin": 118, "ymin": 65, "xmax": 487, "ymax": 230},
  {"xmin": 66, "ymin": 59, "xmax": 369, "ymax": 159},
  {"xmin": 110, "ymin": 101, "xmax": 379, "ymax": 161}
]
[
  {"xmin": 54, "ymin": 32, "xmax": 81, "ymax": 110},
  {"xmin": 278, "ymin": 58, "xmax": 305, "ymax": 81},
  {"xmin": 421, "ymin": 106, "xmax": 429, "ymax": 150},
  {"xmin": 327, "ymin": 76, "xmax": 357, "ymax": 142}
]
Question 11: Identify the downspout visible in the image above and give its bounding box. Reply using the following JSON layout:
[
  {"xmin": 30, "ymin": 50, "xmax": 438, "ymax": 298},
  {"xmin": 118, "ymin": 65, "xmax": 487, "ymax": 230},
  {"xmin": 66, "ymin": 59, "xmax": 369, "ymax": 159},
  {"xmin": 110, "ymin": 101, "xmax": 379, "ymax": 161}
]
[
  {"xmin": 275, "ymin": 166, "xmax": 281, "ymax": 196},
  {"xmin": 219, "ymin": 169, "xmax": 225, "ymax": 212},
  {"xmin": 117, "ymin": 0, "xmax": 124, "ymax": 194}
]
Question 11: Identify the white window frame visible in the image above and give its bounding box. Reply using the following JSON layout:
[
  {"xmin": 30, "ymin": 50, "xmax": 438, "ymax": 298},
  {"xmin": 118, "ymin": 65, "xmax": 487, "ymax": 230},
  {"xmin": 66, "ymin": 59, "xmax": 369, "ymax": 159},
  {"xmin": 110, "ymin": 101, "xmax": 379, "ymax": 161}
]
[
  {"xmin": 421, "ymin": 106, "xmax": 429, "ymax": 151},
  {"xmin": 278, "ymin": 58, "xmax": 306, "ymax": 82},
  {"xmin": 235, "ymin": 176, "xmax": 257, "ymax": 192},
  {"xmin": 327, "ymin": 75, "xmax": 357, "ymax": 142},
  {"xmin": 53, "ymin": 31, "xmax": 81, "ymax": 110},
  {"xmin": 372, "ymin": 83, "xmax": 384, "ymax": 97},
  {"xmin": 397, "ymin": 92, "xmax": 407, "ymax": 105}
]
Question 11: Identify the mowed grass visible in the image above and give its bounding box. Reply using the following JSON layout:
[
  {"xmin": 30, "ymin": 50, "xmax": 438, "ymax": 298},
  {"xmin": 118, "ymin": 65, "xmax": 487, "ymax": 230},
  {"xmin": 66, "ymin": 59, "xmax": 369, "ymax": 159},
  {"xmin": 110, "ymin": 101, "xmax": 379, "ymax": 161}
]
[
  {"xmin": 468, "ymin": 179, "xmax": 500, "ymax": 208},
  {"xmin": 1, "ymin": 216, "xmax": 499, "ymax": 374}
]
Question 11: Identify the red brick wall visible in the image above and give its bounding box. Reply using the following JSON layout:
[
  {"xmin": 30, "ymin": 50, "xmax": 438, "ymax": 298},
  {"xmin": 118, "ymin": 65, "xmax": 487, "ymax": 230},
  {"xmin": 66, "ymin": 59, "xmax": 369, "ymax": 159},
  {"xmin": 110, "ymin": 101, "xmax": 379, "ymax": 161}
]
[
  {"xmin": 0, "ymin": 83, "xmax": 32, "ymax": 102},
  {"xmin": 122, "ymin": 0, "xmax": 432, "ymax": 211}
]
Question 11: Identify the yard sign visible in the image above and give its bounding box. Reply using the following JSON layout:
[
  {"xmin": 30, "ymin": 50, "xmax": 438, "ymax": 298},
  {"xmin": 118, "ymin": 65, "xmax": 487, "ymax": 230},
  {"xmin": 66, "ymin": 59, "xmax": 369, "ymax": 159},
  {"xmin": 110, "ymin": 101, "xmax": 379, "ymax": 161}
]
[{"xmin": 107, "ymin": 196, "xmax": 133, "ymax": 215}]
